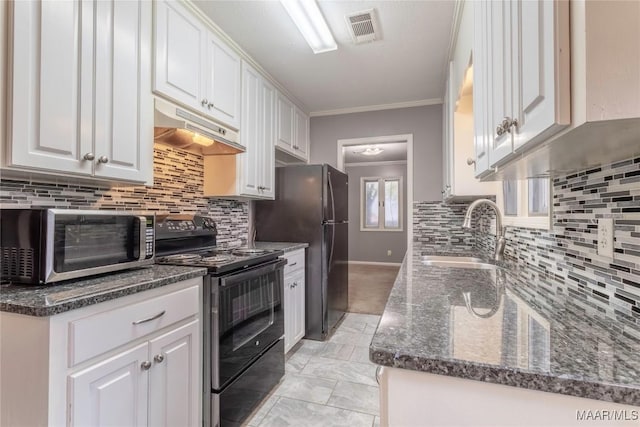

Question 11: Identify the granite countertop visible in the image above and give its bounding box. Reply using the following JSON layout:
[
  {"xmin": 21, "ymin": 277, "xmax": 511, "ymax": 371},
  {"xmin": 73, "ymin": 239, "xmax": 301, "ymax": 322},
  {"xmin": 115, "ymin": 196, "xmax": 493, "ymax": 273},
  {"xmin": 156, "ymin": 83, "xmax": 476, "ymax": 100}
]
[
  {"xmin": 255, "ymin": 241, "xmax": 309, "ymax": 252},
  {"xmin": 0, "ymin": 265, "xmax": 207, "ymax": 317},
  {"xmin": 370, "ymin": 242, "xmax": 640, "ymax": 405}
]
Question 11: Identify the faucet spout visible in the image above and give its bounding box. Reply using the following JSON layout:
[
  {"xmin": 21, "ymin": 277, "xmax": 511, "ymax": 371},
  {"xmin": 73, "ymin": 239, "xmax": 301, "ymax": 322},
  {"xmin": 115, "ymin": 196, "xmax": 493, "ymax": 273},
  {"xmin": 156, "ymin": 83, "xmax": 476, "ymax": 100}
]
[{"xmin": 462, "ymin": 199, "xmax": 506, "ymax": 262}]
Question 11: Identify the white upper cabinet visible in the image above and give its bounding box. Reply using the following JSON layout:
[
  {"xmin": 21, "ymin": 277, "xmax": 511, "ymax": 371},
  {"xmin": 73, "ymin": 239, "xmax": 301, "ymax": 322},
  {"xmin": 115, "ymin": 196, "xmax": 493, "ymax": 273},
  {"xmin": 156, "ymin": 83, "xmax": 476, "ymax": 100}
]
[
  {"xmin": 206, "ymin": 32, "xmax": 242, "ymax": 130},
  {"xmin": 154, "ymin": 0, "xmax": 241, "ymax": 130},
  {"xmin": 154, "ymin": 0, "xmax": 207, "ymax": 114},
  {"xmin": 277, "ymin": 94, "xmax": 295, "ymax": 151},
  {"xmin": 6, "ymin": 0, "xmax": 153, "ymax": 184},
  {"xmin": 294, "ymin": 107, "xmax": 310, "ymax": 159},
  {"xmin": 473, "ymin": 0, "xmax": 569, "ymax": 170},
  {"xmin": 204, "ymin": 61, "xmax": 275, "ymax": 199}
]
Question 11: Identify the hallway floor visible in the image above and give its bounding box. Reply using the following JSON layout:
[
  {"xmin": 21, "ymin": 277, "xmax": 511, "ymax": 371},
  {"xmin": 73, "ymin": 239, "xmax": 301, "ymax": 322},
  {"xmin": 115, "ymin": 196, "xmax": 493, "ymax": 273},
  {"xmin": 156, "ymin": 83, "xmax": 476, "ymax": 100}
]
[
  {"xmin": 245, "ymin": 313, "xmax": 382, "ymax": 427},
  {"xmin": 348, "ymin": 264, "xmax": 399, "ymax": 315}
]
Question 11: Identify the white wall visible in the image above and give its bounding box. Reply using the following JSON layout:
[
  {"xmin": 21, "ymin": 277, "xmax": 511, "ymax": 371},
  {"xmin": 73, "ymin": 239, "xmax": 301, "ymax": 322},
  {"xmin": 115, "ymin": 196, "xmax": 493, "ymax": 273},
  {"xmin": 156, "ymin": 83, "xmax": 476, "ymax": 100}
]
[
  {"xmin": 345, "ymin": 163, "xmax": 408, "ymax": 263},
  {"xmin": 309, "ymin": 105, "xmax": 443, "ymax": 202}
]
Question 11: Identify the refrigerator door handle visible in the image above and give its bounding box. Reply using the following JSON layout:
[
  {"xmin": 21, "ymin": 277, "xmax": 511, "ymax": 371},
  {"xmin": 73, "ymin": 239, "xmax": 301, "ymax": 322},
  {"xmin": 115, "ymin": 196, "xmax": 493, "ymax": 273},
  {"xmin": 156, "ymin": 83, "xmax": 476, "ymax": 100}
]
[
  {"xmin": 328, "ymin": 223, "xmax": 335, "ymax": 273},
  {"xmin": 327, "ymin": 171, "xmax": 336, "ymax": 223}
]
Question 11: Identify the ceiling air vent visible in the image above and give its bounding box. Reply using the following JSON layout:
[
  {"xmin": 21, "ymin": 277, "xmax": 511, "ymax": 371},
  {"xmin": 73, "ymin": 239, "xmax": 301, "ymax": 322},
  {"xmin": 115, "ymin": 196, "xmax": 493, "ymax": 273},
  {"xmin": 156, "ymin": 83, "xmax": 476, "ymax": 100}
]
[{"xmin": 345, "ymin": 9, "xmax": 381, "ymax": 44}]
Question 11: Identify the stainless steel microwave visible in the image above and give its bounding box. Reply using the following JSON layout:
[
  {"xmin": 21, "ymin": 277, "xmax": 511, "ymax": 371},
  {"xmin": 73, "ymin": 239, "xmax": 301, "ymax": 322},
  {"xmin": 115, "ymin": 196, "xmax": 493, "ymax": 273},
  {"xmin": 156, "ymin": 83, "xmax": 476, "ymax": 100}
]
[{"xmin": 0, "ymin": 209, "xmax": 155, "ymax": 284}]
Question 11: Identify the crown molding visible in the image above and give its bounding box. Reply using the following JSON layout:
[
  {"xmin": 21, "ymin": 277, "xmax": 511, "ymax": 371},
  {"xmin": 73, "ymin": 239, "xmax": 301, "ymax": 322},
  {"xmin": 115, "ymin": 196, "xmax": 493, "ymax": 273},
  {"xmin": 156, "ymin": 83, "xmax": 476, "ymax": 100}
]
[
  {"xmin": 309, "ymin": 98, "xmax": 443, "ymax": 117},
  {"xmin": 344, "ymin": 160, "xmax": 408, "ymax": 168}
]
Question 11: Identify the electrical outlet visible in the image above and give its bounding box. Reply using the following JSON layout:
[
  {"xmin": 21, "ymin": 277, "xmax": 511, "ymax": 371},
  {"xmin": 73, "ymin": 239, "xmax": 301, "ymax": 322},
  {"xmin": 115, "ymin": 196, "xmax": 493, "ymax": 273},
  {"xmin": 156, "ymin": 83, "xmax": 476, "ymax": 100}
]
[
  {"xmin": 387, "ymin": 250, "xmax": 392, "ymax": 256},
  {"xmin": 597, "ymin": 218, "xmax": 614, "ymax": 259}
]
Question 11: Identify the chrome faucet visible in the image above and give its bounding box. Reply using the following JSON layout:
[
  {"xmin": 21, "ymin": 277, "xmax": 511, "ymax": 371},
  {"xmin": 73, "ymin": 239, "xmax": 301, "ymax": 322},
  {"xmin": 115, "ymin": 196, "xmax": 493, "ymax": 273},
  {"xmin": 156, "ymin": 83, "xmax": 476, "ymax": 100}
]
[{"xmin": 462, "ymin": 199, "xmax": 506, "ymax": 262}]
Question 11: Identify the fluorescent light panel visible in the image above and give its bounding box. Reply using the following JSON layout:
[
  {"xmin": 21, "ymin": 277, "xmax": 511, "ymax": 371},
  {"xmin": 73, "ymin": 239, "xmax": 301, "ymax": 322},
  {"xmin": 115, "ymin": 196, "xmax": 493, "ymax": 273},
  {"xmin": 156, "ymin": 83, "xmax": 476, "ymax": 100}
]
[{"xmin": 280, "ymin": 0, "xmax": 337, "ymax": 54}]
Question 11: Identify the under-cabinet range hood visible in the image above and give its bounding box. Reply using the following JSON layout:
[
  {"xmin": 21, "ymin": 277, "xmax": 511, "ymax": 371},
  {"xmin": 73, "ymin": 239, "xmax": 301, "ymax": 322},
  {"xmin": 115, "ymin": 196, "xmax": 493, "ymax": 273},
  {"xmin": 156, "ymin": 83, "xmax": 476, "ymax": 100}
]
[{"xmin": 153, "ymin": 98, "xmax": 244, "ymax": 154}]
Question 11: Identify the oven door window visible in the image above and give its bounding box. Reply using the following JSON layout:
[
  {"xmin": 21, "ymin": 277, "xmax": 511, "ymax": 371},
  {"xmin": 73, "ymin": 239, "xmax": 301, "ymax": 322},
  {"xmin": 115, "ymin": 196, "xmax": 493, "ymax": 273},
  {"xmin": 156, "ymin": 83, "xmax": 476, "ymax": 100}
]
[
  {"xmin": 216, "ymin": 264, "xmax": 284, "ymax": 389},
  {"xmin": 53, "ymin": 215, "xmax": 141, "ymax": 272}
]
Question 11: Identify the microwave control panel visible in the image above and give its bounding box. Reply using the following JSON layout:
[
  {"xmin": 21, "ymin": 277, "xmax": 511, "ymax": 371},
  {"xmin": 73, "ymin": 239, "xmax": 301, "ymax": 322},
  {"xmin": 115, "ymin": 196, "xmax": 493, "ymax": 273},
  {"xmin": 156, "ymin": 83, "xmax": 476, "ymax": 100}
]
[{"xmin": 145, "ymin": 216, "xmax": 155, "ymax": 259}]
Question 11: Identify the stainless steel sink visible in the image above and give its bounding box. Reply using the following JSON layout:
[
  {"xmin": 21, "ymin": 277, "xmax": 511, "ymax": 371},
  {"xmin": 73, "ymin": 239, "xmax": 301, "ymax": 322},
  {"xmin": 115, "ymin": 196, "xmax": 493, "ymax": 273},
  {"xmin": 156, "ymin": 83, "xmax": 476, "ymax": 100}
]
[{"xmin": 421, "ymin": 255, "xmax": 499, "ymax": 270}]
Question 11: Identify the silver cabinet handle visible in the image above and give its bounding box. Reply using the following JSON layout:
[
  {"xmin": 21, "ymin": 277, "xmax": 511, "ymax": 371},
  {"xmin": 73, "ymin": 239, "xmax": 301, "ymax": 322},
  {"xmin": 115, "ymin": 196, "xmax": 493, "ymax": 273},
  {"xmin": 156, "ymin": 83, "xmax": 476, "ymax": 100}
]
[
  {"xmin": 375, "ymin": 366, "xmax": 382, "ymax": 384},
  {"xmin": 83, "ymin": 153, "xmax": 95, "ymax": 161},
  {"xmin": 466, "ymin": 158, "xmax": 476, "ymax": 166},
  {"xmin": 98, "ymin": 156, "xmax": 109, "ymax": 164},
  {"xmin": 154, "ymin": 354, "xmax": 165, "ymax": 364},
  {"xmin": 201, "ymin": 98, "xmax": 208, "ymax": 107},
  {"xmin": 501, "ymin": 117, "xmax": 511, "ymax": 130},
  {"xmin": 141, "ymin": 361, "xmax": 152, "ymax": 371},
  {"xmin": 132, "ymin": 310, "xmax": 166, "ymax": 325},
  {"xmin": 208, "ymin": 102, "xmax": 214, "ymax": 109},
  {"xmin": 289, "ymin": 262, "xmax": 297, "ymax": 267},
  {"xmin": 496, "ymin": 124, "xmax": 505, "ymax": 136}
]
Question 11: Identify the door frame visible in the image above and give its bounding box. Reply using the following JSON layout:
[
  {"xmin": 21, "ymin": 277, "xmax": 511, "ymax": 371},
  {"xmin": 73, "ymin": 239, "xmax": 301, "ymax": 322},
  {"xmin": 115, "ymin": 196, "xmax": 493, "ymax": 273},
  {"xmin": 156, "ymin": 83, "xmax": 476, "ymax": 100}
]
[{"xmin": 336, "ymin": 134, "xmax": 414, "ymax": 252}]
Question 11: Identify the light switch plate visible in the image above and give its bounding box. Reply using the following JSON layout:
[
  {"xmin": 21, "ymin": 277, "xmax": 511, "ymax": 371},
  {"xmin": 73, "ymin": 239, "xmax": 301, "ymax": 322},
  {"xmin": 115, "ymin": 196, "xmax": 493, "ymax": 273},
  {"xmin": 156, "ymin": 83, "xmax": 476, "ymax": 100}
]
[{"xmin": 597, "ymin": 218, "xmax": 614, "ymax": 259}]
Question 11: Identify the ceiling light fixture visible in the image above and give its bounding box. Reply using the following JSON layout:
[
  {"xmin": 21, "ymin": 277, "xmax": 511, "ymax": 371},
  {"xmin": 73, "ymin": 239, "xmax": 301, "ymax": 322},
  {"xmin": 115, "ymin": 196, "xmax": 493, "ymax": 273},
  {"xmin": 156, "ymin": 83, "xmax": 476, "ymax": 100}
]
[
  {"xmin": 353, "ymin": 147, "xmax": 384, "ymax": 156},
  {"xmin": 280, "ymin": 0, "xmax": 337, "ymax": 54}
]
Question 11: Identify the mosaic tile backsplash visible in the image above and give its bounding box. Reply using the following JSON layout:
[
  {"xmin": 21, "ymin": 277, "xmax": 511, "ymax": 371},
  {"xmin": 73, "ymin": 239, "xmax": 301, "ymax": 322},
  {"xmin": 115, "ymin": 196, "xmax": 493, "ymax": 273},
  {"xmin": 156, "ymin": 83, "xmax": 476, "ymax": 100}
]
[
  {"xmin": 0, "ymin": 144, "xmax": 249, "ymax": 246},
  {"xmin": 414, "ymin": 155, "xmax": 640, "ymax": 322}
]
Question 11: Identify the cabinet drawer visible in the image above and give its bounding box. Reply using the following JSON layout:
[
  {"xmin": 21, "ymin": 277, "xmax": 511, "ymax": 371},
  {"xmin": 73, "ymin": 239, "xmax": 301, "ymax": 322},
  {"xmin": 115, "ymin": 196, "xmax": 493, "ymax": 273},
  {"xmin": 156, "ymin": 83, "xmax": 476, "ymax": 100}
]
[
  {"xmin": 68, "ymin": 285, "xmax": 199, "ymax": 366},
  {"xmin": 283, "ymin": 249, "xmax": 305, "ymax": 276}
]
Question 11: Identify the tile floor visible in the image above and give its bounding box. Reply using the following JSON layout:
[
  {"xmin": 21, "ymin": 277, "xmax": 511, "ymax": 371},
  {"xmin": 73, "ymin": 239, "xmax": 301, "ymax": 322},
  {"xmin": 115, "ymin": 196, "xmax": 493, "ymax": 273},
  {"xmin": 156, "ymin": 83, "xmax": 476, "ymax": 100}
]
[{"xmin": 244, "ymin": 313, "xmax": 382, "ymax": 427}]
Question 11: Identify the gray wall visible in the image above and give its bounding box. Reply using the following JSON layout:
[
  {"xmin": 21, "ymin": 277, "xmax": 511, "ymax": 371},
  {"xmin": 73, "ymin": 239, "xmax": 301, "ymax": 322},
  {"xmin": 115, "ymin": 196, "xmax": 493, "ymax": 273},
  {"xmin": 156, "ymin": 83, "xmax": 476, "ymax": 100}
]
[
  {"xmin": 346, "ymin": 163, "xmax": 408, "ymax": 263},
  {"xmin": 309, "ymin": 105, "xmax": 443, "ymax": 202}
]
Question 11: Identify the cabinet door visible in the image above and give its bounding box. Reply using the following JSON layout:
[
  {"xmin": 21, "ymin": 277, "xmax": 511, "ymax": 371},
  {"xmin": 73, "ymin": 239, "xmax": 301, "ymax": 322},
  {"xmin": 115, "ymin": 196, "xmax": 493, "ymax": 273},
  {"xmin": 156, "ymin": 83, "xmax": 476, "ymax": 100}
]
[
  {"xmin": 8, "ymin": 0, "xmax": 93, "ymax": 174},
  {"xmin": 93, "ymin": 0, "xmax": 152, "ymax": 183},
  {"xmin": 512, "ymin": 0, "xmax": 569, "ymax": 151},
  {"xmin": 487, "ymin": 0, "xmax": 515, "ymax": 167},
  {"xmin": 283, "ymin": 273, "xmax": 295, "ymax": 353},
  {"xmin": 261, "ymin": 78, "xmax": 276, "ymax": 199},
  {"xmin": 148, "ymin": 320, "xmax": 200, "ymax": 427},
  {"xmin": 276, "ymin": 94, "xmax": 295, "ymax": 152},
  {"xmin": 154, "ymin": 0, "xmax": 206, "ymax": 114},
  {"xmin": 238, "ymin": 61, "xmax": 262, "ymax": 197},
  {"xmin": 443, "ymin": 62, "xmax": 454, "ymax": 198},
  {"xmin": 68, "ymin": 343, "xmax": 149, "ymax": 427},
  {"xmin": 292, "ymin": 270, "xmax": 306, "ymax": 345},
  {"xmin": 473, "ymin": 0, "xmax": 492, "ymax": 177},
  {"xmin": 206, "ymin": 33, "xmax": 241, "ymax": 129},
  {"xmin": 294, "ymin": 108, "xmax": 310, "ymax": 160}
]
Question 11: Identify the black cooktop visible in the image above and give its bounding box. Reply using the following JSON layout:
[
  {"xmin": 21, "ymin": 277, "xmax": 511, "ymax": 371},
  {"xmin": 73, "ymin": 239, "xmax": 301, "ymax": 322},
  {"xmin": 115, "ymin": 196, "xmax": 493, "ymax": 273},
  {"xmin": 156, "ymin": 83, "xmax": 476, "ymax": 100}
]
[
  {"xmin": 156, "ymin": 247, "xmax": 283, "ymax": 275},
  {"xmin": 154, "ymin": 214, "xmax": 283, "ymax": 274}
]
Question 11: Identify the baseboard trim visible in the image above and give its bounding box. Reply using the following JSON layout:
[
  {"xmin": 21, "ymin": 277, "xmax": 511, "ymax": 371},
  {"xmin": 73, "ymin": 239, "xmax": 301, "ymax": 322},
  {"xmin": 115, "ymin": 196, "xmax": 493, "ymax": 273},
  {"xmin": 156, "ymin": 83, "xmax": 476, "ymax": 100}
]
[{"xmin": 348, "ymin": 261, "xmax": 402, "ymax": 267}]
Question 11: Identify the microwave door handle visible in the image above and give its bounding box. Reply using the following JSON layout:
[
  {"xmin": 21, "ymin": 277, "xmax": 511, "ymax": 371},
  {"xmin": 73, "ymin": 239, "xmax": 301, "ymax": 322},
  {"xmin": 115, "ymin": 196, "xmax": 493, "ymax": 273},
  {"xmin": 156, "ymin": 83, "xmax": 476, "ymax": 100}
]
[{"xmin": 138, "ymin": 216, "xmax": 147, "ymax": 260}]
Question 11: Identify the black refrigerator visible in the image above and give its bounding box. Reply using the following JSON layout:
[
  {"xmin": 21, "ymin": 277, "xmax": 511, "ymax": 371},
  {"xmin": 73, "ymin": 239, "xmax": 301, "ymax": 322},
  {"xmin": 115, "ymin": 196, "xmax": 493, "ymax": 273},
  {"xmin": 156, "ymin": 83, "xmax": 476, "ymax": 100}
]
[{"xmin": 254, "ymin": 164, "xmax": 348, "ymax": 341}]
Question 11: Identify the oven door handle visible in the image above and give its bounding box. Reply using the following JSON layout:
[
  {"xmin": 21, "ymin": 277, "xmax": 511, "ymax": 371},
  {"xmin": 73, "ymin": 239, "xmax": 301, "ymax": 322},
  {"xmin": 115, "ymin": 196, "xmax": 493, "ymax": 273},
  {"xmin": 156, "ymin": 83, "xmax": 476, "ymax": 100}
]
[{"xmin": 220, "ymin": 259, "xmax": 287, "ymax": 287}]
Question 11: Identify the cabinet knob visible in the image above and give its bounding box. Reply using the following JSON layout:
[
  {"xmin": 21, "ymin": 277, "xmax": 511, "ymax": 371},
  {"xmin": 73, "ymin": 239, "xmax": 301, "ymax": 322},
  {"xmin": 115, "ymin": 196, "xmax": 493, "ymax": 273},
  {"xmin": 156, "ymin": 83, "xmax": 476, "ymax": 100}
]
[
  {"xmin": 201, "ymin": 98, "xmax": 208, "ymax": 107},
  {"xmin": 466, "ymin": 158, "xmax": 476, "ymax": 166},
  {"xmin": 98, "ymin": 156, "xmax": 109, "ymax": 164},
  {"xmin": 208, "ymin": 102, "xmax": 214, "ymax": 109},
  {"xmin": 83, "ymin": 153, "xmax": 95, "ymax": 161},
  {"xmin": 154, "ymin": 354, "xmax": 165, "ymax": 364},
  {"xmin": 496, "ymin": 124, "xmax": 505, "ymax": 136},
  {"xmin": 141, "ymin": 361, "xmax": 152, "ymax": 371},
  {"xmin": 502, "ymin": 117, "xmax": 511, "ymax": 129}
]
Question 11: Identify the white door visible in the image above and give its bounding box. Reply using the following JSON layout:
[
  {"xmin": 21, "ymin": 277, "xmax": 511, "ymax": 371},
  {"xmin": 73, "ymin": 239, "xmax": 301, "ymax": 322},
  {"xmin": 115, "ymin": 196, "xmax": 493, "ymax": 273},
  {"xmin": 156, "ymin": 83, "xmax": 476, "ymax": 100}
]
[
  {"xmin": 9, "ymin": 0, "xmax": 93, "ymax": 175},
  {"xmin": 206, "ymin": 32, "xmax": 241, "ymax": 130},
  {"xmin": 487, "ymin": 0, "xmax": 515, "ymax": 167},
  {"xmin": 239, "ymin": 61, "xmax": 262, "ymax": 197},
  {"xmin": 93, "ymin": 0, "xmax": 153, "ymax": 183},
  {"xmin": 292, "ymin": 270, "xmax": 306, "ymax": 345},
  {"xmin": 512, "ymin": 0, "xmax": 568, "ymax": 151},
  {"xmin": 473, "ymin": 0, "xmax": 491, "ymax": 177},
  {"xmin": 261, "ymin": 78, "xmax": 276, "ymax": 199},
  {"xmin": 68, "ymin": 343, "xmax": 149, "ymax": 427},
  {"xmin": 276, "ymin": 94, "xmax": 295, "ymax": 152},
  {"xmin": 148, "ymin": 320, "xmax": 200, "ymax": 427},
  {"xmin": 154, "ymin": 0, "xmax": 206, "ymax": 114},
  {"xmin": 294, "ymin": 108, "xmax": 310, "ymax": 159}
]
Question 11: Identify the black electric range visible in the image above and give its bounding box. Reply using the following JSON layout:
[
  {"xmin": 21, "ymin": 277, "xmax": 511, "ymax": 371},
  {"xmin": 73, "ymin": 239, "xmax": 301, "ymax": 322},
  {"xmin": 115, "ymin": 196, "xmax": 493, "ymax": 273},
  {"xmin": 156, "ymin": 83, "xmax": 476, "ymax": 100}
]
[{"xmin": 154, "ymin": 214, "xmax": 286, "ymax": 427}]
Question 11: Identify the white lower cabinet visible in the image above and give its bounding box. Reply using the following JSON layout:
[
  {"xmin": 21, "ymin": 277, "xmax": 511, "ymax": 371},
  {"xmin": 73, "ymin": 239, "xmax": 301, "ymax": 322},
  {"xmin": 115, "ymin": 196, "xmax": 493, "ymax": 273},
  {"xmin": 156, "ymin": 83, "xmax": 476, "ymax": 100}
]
[
  {"xmin": 0, "ymin": 278, "xmax": 202, "ymax": 427},
  {"xmin": 283, "ymin": 249, "xmax": 306, "ymax": 353},
  {"xmin": 379, "ymin": 367, "xmax": 638, "ymax": 427}
]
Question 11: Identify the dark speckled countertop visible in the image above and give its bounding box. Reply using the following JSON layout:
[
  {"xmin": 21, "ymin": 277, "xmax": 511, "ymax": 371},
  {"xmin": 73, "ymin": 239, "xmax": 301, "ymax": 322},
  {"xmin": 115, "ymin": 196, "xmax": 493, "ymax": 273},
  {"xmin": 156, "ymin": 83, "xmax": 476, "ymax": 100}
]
[
  {"xmin": 0, "ymin": 265, "xmax": 207, "ymax": 317},
  {"xmin": 370, "ymin": 242, "xmax": 640, "ymax": 405},
  {"xmin": 254, "ymin": 242, "xmax": 309, "ymax": 252}
]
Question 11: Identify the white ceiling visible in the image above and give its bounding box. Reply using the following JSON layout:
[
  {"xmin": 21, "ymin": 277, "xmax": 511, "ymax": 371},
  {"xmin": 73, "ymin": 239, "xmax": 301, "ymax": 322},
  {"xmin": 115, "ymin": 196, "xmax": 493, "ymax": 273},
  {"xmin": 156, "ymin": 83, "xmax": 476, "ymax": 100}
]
[
  {"xmin": 343, "ymin": 142, "xmax": 407, "ymax": 164},
  {"xmin": 192, "ymin": 1, "xmax": 455, "ymax": 114}
]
